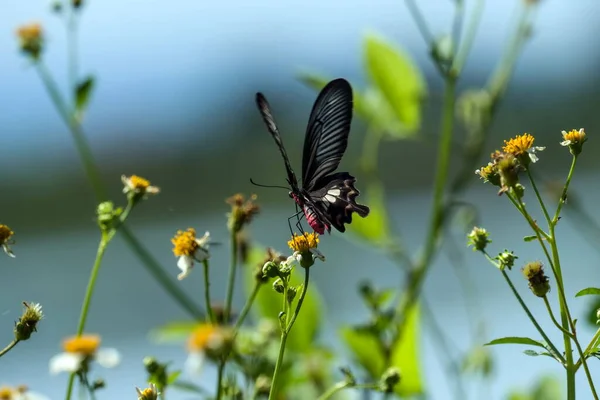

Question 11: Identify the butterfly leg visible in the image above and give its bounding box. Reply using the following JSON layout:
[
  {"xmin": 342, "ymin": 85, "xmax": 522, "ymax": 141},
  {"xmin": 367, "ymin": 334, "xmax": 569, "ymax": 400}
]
[{"xmin": 287, "ymin": 208, "xmax": 304, "ymax": 236}]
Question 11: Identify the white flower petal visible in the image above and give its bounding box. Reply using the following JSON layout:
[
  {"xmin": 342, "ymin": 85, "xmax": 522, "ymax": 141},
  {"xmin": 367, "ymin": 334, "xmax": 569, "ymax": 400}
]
[
  {"xmin": 177, "ymin": 255, "xmax": 194, "ymax": 280},
  {"xmin": 49, "ymin": 352, "xmax": 84, "ymax": 375},
  {"xmin": 196, "ymin": 231, "xmax": 211, "ymax": 248},
  {"xmin": 184, "ymin": 351, "xmax": 206, "ymax": 377},
  {"xmin": 96, "ymin": 348, "xmax": 121, "ymax": 369}
]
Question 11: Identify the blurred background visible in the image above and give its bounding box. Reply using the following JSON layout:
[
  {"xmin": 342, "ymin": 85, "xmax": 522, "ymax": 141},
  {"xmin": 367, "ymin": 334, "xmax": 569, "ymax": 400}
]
[{"xmin": 2, "ymin": 0, "xmax": 600, "ymax": 398}]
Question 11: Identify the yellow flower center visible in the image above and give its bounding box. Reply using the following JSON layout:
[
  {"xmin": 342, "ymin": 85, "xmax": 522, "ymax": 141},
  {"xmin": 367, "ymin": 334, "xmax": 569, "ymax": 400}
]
[
  {"xmin": 138, "ymin": 387, "xmax": 156, "ymax": 399},
  {"xmin": 288, "ymin": 232, "xmax": 319, "ymax": 253},
  {"xmin": 63, "ymin": 334, "xmax": 101, "ymax": 355},
  {"xmin": 502, "ymin": 133, "xmax": 535, "ymax": 156},
  {"xmin": 562, "ymin": 129, "xmax": 585, "ymax": 144},
  {"xmin": 187, "ymin": 324, "xmax": 217, "ymax": 352},
  {"xmin": 16, "ymin": 23, "xmax": 42, "ymax": 41},
  {"xmin": 0, "ymin": 225, "xmax": 13, "ymax": 244},
  {"xmin": 0, "ymin": 387, "xmax": 13, "ymax": 400},
  {"xmin": 172, "ymin": 228, "xmax": 199, "ymax": 257},
  {"xmin": 129, "ymin": 175, "xmax": 151, "ymax": 190}
]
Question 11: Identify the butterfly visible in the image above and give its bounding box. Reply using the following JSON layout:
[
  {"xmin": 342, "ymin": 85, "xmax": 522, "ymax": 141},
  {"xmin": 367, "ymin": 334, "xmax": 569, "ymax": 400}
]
[{"xmin": 255, "ymin": 78, "xmax": 369, "ymax": 234}]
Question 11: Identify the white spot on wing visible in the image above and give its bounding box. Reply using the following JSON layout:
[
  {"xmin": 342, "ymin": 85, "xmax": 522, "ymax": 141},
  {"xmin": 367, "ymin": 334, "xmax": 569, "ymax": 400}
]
[
  {"xmin": 324, "ymin": 194, "xmax": 336, "ymax": 203},
  {"xmin": 328, "ymin": 188, "xmax": 341, "ymax": 197}
]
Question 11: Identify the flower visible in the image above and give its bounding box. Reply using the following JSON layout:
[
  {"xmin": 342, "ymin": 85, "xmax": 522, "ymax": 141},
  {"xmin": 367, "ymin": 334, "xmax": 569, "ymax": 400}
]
[
  {"xmin": 121, "ymin": 175, "xmax": 160, "ymax": 201},
  {"xmin": 171, "ymin": 229, "xmax": 210, "ymax": 280},
  {"xmin": 466, "ymin": 227, "xmax": 491, "ymax": 252},
  {"xmin": 0, "ymin": 385, "xmax": 49, "ymax": 400},
  {"xmin": 0, "ymin": 225, "xmax": 15, "ymax": 258},
  {"xmin": 502, "ymin": 133, "xmax": 545, "ymax": 165},
  {"xmin": 521, "ymin": 261, "xmax": 550, "ymax": 297},
  {"xmin": 185, "ymin": 324, "xmax": 230, "ymax": 376},
  {"xmin": 287, "ymin": 232, "xmax": 325, "ymax": 267},
  {"xmin": 16, "ymin": 23, "xmax": 43, "ymax": 59},
  {"xmin": 226, "ymin": 194, "xmax": 260, "ymax": 233},
  {"xmin": 14, "ymin": 302, "xmax": 43, "ymax": 341},
  {"xmin": 136, "ymin": 383, "xmax": 159, "ymax": 400},
  {"xmin": 475, "ymin": 162, "xmax": 501, "ymax": 187},
  {"xmin": 49, "ymin": 334, "xmax": 121, "ymax": 375},
  {"xmin": 560, "ymin": 128, "xmax": 587, "ymax": 156}
]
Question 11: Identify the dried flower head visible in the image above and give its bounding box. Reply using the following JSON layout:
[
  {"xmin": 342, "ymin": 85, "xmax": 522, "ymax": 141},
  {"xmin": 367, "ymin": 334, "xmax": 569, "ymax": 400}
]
[
  {"xmin": 560, "ymin": 128, "xmax": 587, "ymax": 156},
  {"xmin": 495, "ymin": 152, "xmax": 520, "ymax": 195},
  {"xmin": 171, "ymin": 229, "xmax": 210, "ymax": 280},
  {"xmin": 122, "ymin": 175, "xmax": 160, "ymax": 202},
  {"xmin": 502, "ymin": 133, "xmax": 545, "ymax": 165},
  {"xmin": 226, "ymin": 194, "xmax": 260, "ymax": 233},
  {"xmin": 521, "ymin": 261, "xmax": 550, "ymax": 297},
  {"xmin": 49, "ymin": 334, "xmax": 121, "ymax": 375},
  {"xmin": 14, "ymin": 302, "xmax": 43, "ymax": 341},
  {"xmin": 136, "ymin": 383, "xmax": 159, "ymax": 400},
  {"xmin": 16, "ymin": 23, "xmax": 43, "ymax": 59},
  {"xmin": 0, "ymin": 225, "xmax": 15, "ymax": 258}
]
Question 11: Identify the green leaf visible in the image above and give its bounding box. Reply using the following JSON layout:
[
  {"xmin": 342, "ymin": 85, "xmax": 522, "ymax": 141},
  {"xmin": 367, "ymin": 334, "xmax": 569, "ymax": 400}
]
[
  {"xmin": 575, "ymin": 287, "xmax": 600, "ymax": 297},
  {"xmin": 244, "ymin": 245, "xmax": 323, "ymax": 352},
  {"xmin": 523, "ymin": 235, "xmax": 537, "ymax": 242},
  {"xmin": 167, "ymin": 370, "xmax": 181, "ymax": 385},
  {"xmin": 170, "ymin": 380, "xmax": 209, "ymax": 394},
  {"xmin": 340, "ymin": 327, "xmax": 385, "ymax": 379},
  {"xmin": 75, "ymin": 76, "xmax": 95, "ymax": 119},
  {"xmin": 364, "ymin": 33, "xmax": 425, "ymax": 136},
  {"xmin": 390, "ymin": 304, "xmax": 423, "ymax": 396},
  {"xmin": 485, "ymin": 337, "xmax": 546, "ymax": 348},
  {"xmin": 148, "ymin": 320, "xmax": 197, "ymax": 344},
  {"xmin": 523, "ymin": 349, "xmax": 542, "ymax": 357},
  {"xmin": 348, "ymin": 179, "xmax": 391, "ymax": 246}
]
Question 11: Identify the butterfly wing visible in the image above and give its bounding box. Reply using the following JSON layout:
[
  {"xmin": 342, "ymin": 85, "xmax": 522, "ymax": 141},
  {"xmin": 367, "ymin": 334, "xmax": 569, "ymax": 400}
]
[
  {"xmin": 305, "ymin": 172, "xmax": 370, "ymax": 233},
  {"xmin": 301, "ymin": 78, "xmax": 353, "ymax": 191},
  {"xmin": 256, "ymin": 92, "xmax": 298, "ymax": 188}
]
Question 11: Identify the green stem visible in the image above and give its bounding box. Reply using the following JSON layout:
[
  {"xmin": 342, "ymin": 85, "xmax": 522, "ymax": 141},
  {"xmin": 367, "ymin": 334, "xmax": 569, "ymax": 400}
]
[
  {"xmin": 67, "ymin": 9, "xmax": 78, "ymax": 102},
  {"xmin": 224, "ymin": 231, "xmax": 238, "ymax": 322},
  {"xmin": 317, "ymin": 382, "xmax": 380, "ymax": 400},
  {"xmin": 393, "ymin": 76, "xmax": 456, "ymax": 336},
  {"xmin": 0, "ymin": 339, "xmax": 19, "ymax": 358},
  {"xmin": 268, "ymin": 268, "xmax": 311, "ymax": 400},
  {"xmin": 234, "ymin": 283, "xmax": 261, "ymax": 332},
  {"xmin": 526, "ymin": 168, "xmax": 552, "ymax": 227},
  {"xmin": 542, "ymin": 296, "xmax": 573, "ymax": 338},
  {"xmin": 404, "ymin": 0, "xmax": 435, "ymax": 46},
  {"xmin": 452, "ymin": 0, "xmax": 484, "ymax": 75},
  {"xmin": 202, "ymin": 259, "xmax": 215, "ymax": 324},
  {"xmin": 553, "ymin": 155, "xmax": 578, "ymax": 224},
  {"xmin": 582, "ymin": 328, "xmax": 600, "ymax": 363},
  {"xmin": 500, "ymin": 270, "xmax": 564, "ymax": 364},
  {"xmin": 215, "ymin": 362, "xmax": 225, "ymax": 400}
]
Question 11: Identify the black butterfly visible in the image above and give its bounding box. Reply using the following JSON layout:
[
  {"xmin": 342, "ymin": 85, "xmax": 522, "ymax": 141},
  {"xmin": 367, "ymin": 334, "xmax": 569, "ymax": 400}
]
[{"xmin": 255, "ymin": 78, "xmax": 369, "ymax": 234}]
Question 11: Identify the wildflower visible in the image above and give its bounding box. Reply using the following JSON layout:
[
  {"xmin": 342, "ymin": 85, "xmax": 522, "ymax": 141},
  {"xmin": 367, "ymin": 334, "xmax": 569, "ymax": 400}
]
[
  {"xmin": 288, "ymin": 232, "xmax": 325, "ymax": 268},
  {"xmin": 502, "ymin": 133, "xmax": 545, "ymax": 166},
  {"xmin": 560, "ymin": 128, "xmax": 587, "ymax": 156},
  {"xmin": 521, "ymin": 261, "xmax": 550, "ymax": 297},
  {"xmin": 171, "ymin": 229, "xmax": 210, "ymax": 280},
  {"xmin": 0, "ymin": 225, "xmax": 15, "ymax": 258},
  {"xmin": 0, "ymin": 385, "xmax": 49, "ymax": 400},
  {"xmin": 14, "ymin": 302, "xmax": 43, "ymax": 341},
  {"xmin": 475, "ymin": 162, "xmax": 501, "ymax": 187},
  {"xmin": 16, "ymin": 23, "xmax": 43, "ymax": 60},
  {"xmin": 467, "ymin": 227, "xmax": 491, "ymax": 252},
  {"xmin": 136, "ymin": 383, "xmax": 159, "ymax": 400},
  {"xmin": 121, "ymin": 175, "xmax": 160, "ymax": 202},
  {"xmin": 185, "ymin": 324, "xmax": 230, "ymax": 376},
  {"xmin": 49, "ymin": 334, "xmax": 121, "ymax": 375},
  {"xmin": 496, "ymin": 250, "xmax": 518, "ymax": 271},
  {"xmin": 226, "ymin": 194, "xmax": 260, "ymax": 233}
]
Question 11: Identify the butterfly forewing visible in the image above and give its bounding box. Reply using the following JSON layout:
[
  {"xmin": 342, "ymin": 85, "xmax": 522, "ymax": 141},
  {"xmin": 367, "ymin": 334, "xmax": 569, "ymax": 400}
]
[
  {"xmin": 301, "ymin": 79, "xmax": 353, "ymax": 190},
  {"xmin": 255, "ymin": 93, "xmax": 298, "ymax": 188}
]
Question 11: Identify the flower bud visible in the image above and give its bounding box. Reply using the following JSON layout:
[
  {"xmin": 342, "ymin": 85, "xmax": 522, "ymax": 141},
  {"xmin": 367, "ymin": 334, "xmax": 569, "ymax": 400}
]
[
  {"xmin": 379, "ymin": 367, "xmax": 401, "ymax": 393},
  {"xmin": 262, "ymin": 261, "xmax": 279, "ymax": 278},
  {"xmin": 287, "ymin": 286, "xmax": 298, "ymax": 303},
  {"xmin": 14, "ymin": 302, "xmax": 43, "ymax": 341},
  {"xmin": 496, "ymin": 250, "xmax": 518, "ymax": 271},
  {"xmin": 521, "ymin": 261, "xmax": 550, "ymax": 297},
  {"xmin": 467, "ymin": 227, "xmax": 491, "ymax": 252},
  {"xmin": 273, "ymin": 278, "xmax": 284, "ymax": 294}
]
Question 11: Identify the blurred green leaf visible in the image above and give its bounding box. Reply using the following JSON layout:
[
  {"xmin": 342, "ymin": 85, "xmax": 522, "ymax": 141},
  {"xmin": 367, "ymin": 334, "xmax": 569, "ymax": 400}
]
[
  {"xmin": 485, "ymin": 337, "xmax": 545, "ymax": 348},
  {"xmin": 390, "ymin": 304, "xmax": 423, "ymax": 396},
  {"xmin": 507, "ymin": 392, "xmax": 532, "ymax": 400},
  {"xmin": 170, "ymin": 380, "xmax": 208, "ymax": 394},
  {"xmin": 523, "ymin": 235, "xmax": 537, "ymax": 242},
  {"xmin": 575, "ymin": 287, "xmax": 600, "ymax": 297},
  {"xmin": 531, "ymin": 375, "xmax": 562, "ymax": 400},
  {"xmin": 364, "ymin": 33, "xmax": 426, "ymax": 136},
  {"xmin": 340, "ymin": 327, "xmax": 385, "ymax": 379},
  {"xmin": 167, "ymin": 370, "xmax": 181, "ymax": 384},
  {"xmin": 148, "ymin": 320, "xmax": 197, "ymax": 344},
  {"xmin": 587, "ymin": 297, "xmax": 600, "ymax": 326},
  {"xmin": 462, "ymin": 346, "xmax": 493, "ymax": 376},
  {"xmin": 75, "ymin": 76, "xmax": 95, "ymax": 119},
  {"xmin": 348, "ymin": 180, "xmax": 391, "ymax": 246},
  {"xmin": 244, "ymin": 245, "xmax": 323, "ymax": 352}
]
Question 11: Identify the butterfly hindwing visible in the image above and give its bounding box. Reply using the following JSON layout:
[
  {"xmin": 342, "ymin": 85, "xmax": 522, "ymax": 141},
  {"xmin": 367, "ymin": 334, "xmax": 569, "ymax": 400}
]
[
  {"xmin": 306, "ymin": 172, "xmax": 370, "ymax": 233},
  {"xmin": 255, "ymin": 92, "xmax": 298, "ymax": 188},
  {"xmin": 302, "ymin": 79, "xmax": 353, "ymax": 190}
]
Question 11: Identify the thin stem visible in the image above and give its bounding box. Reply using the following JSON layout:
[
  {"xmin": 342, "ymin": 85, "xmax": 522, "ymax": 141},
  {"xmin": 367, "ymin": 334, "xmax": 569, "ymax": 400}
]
[
  {"xmin": 317, "ymin": 382, "xmax": 380, "ymax": 400},
  {"xmin": 582, "ymin": 328, "xmax": 600, "ymax": 363},
  {"xmin": 552, "ymin": 155, "xmax": 578, "ymax": 224},
  {"xmin": 542, "ymin": 296, "xmax": 573, "ymax": 338},
  {"xmin": 215, "ymin": 362, "xmax": 225, "ymax": 400},
  {"xmin": 452, "ymin": 0, "xmax": 485, "ymax": 75},
  {"xmin": 393, "ymin": 76, "xmax": 456, "ymax": 336},
  {"xmin": 234, "ymin": 282, "xmax": 261, "ymax": 332},
  {"xmin": 67, "ymin": 9, "xmax": 78, "ymax": 102},
  {"xmin": 500, "ymin": 270, "xmax": 564, "ymax": 364},
  {"xmin": 0, "ymin": 339, "xmax": 19, "ymax": 358},
  {"xmin": 286, "ymin": 267, "xmax": 310, "ymax": 332},
  {"xmin": 203, "ymin": 259, "xmax": 215, "ymax": 324},
  {"xmin": 526, "ymin": 169, "xmax": 552, "ymax": 227},
  {"xmin": 224, "ymin": 231, "xmax": 238, "ymax": 322},
  {"xmin": 405, "ymin": 0, "xmax": 435, "ymax": 47}
]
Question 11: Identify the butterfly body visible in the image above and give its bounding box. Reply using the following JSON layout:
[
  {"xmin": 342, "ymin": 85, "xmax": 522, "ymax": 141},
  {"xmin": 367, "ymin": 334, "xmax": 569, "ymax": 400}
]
[{"xmin": 256, "ymin": 78, "xmax": 369, "ymax": 233}]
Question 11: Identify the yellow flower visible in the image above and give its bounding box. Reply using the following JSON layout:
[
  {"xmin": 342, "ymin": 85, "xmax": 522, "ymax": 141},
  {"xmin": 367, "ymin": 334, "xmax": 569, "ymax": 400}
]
[
  {"xmin": 136, "ymin": 383, "xmax": 159, "ymax": 400},
  {"xmin": 185, "ymin": 324, "xmax": 229, "ymax": 376},
  {"xmin": 0, "ymin": 385, "xmax": 49, "ymax": 400},
  {"xmin": 121, "ymin": 174, "xmax": 160, "ymax": 199},
  {"xmin": 49, "ymin": 334, "xmax": 120, "ymax": 375},
  {"xmin": 0, "ymin": 225, "xmax": 15, "ymax": 258},
  {"xmin": 475, "ymin": 162, "xmax": 500, "ymax": 186},
  {"xmin": 287, "ymin": 232, "xmax": 325, "ymax": 267},
  {"xmin": 502, "ymin": 133, "xmax": 545, "ymax": 164},
  {"xmin": 171, "ymin": 228, "xmax": 210, "ymax": 280},
  {"xmin": 561, "ymin": 128, "xmax": 587, "ymax": 155},
  {"xmin": 16, "ymin": 23, "xmax": 43, "ymax": 59}
]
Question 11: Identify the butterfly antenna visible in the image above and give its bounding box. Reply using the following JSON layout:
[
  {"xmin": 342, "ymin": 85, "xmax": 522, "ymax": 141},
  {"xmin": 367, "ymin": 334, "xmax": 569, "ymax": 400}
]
[{"xmin": 249, "ymin": 178, "xmax": 289, "ymax": 190}]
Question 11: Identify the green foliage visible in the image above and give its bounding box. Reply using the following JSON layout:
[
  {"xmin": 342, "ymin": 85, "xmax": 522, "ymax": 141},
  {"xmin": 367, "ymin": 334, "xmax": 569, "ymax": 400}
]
[
  {"xmin": 75, "ymin": 75, "xmax": 95, "ymax": 121},
  {"xmin": 244, "ymin": 246, "xmax": 323, "ymax": 352},
  {"xmin": 485, "ymin": 337, "xmax": 546, "ymax": 348},
  {"xmin": 390, "ymin": 304, "xmax": 423, "ymax": 396},
  {"xmin": 148, "ymin": 320, "xmax": 197, "ymax": 344},
  {"xmin": 348, "ymin": 180, "xmax": 391, "ymax": 247},
  {"xmin": 575, "ymin": 287, "xmax": 600, "ymax": 297},
  {"xmin": 340, "ymin": 327, "xmax": 385, "ymax": 379}
]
